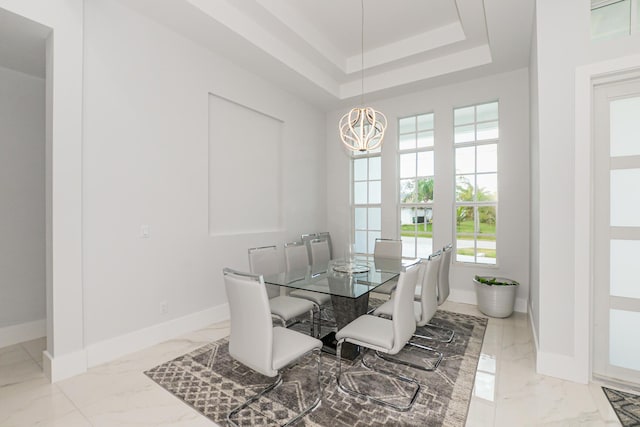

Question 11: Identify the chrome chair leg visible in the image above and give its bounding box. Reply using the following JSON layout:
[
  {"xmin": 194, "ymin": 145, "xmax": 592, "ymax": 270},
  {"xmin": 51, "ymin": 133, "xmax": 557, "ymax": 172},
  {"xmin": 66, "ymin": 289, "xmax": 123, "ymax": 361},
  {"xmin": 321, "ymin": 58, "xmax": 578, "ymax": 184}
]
[
  {"xmin": 336, "ymin": 340, "xmax": 420, "ymax": 412},
  {"xmin": 374, "ymin": 340, "xmax": 443, "ymax": 372},
  {"xmin": 272, "ymin": 314, "xmax": 288, "ymax": 328},
  {"xmin": 311, "ymin": 307, "xmax": 318, "ymax": 337},
  {"xmin": 227, "ymin": 374, "xmax": 283, "ymax": 427},
  {"xmin": 227, "ymin": 348, "xmax": 323, "ymax": 427},
  {"xmin": 282, "ymin": 347, "xmax": 323, "ymax": 426},
  {"xmin": 414, "ymin": 322, "xmax": 455, "ymax": 343}
]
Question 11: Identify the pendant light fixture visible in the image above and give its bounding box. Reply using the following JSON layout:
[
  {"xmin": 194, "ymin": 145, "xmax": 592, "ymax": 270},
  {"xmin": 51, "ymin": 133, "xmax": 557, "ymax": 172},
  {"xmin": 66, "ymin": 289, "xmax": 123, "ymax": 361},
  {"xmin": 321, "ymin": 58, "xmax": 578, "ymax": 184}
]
[{"xmin": 339, "ymin": 0, "xmax": 387, "ymax": 153}]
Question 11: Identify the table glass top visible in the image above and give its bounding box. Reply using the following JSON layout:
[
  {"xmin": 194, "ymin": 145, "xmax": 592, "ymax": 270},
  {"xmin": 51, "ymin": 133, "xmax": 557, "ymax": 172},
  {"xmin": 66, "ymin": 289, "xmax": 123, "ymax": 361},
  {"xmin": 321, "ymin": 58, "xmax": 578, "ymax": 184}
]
[{"xmin": 263, "ymin": 256, "xmax": 418, "ymax": 299}]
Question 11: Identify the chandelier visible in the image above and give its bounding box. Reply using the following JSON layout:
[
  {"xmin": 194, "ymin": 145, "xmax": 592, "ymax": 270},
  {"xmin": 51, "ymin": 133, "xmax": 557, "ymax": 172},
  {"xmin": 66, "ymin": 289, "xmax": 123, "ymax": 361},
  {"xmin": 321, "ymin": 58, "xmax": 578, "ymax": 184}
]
[{"xmin": 339, "ymin": 0, "xmax": 387, "ymax": 153}]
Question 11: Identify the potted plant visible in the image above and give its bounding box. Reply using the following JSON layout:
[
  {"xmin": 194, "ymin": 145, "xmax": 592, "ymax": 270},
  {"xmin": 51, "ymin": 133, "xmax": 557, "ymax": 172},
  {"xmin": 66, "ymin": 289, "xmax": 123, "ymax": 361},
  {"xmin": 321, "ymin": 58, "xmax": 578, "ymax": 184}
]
[{"xmin": 473, "ymin": 275, "xmax": 519, "ymax": 318}]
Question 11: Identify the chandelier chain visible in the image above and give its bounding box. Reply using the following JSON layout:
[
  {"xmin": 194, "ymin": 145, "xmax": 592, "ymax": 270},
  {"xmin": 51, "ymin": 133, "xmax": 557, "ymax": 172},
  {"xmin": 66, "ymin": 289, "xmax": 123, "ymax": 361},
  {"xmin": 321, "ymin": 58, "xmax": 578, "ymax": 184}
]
[{"xmin": 361, "ymin": 0, "xmax": 364, "ymax": 107}]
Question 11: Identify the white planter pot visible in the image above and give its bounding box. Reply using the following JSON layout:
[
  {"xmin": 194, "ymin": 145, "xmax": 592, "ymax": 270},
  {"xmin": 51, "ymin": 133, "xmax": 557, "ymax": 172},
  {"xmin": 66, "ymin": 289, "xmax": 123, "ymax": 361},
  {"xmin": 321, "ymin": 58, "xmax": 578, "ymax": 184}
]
[{"xmin": 473, "ymin": 277, "xmax": 518, "ymax": 318}]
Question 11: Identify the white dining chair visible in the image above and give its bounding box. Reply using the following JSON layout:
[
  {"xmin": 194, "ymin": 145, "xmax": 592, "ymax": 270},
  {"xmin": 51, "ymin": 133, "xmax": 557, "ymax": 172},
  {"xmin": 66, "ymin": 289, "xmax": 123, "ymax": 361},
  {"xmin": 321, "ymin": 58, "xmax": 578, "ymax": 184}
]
[
  {"xmin": 431, "ymin": 243, "xmax": 455, "ymax": 343},
  {"xmin": 374, "ymin": 238, "xmax": 402, "ymax": 258},
  {"xmin": 438, "ymin": 244, "xmax": 452, "ymax": 305},
  {"xmin": 248, "ymin": 245, "xmax": 316, "ymax": 336},
  {"xmin": 309, "ymin": 238, "xmax": 331, "ymax": 266},
  {"xmin": 372, "ymin": 238, "xmax": 403, "ymax": 295},
  {"xmin": 373, "ymin": 252, "xmax": 444, "ymax": 371},
  {"xmin": 316, "ymin": 231, "xmax": 333, "ymax": 259},
  {"xmin": 284, "ymin": 241, "xmax": 332, "ymax": 337},
  {"xmin": 300, "ymin": 233, "xmax": 317, "ymax": 263},
  {"xmin": 223, "ymin": 268, "xmax": 323, "ymax": 426},
  {"xmin": 335, "ymin": 261, "xmax": 421, "ymax": 411}
]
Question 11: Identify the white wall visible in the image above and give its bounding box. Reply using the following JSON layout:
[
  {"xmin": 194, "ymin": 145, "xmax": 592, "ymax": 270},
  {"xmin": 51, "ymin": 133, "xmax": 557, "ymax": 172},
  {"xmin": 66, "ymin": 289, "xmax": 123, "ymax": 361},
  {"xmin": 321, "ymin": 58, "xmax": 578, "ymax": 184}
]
[
  {"xmin": 0, "ymin": 66, "xmax": 45, "ymax": 346},
  {"xmin": 532, "ymin": 0, "xmax": 640, "ymax": 382},
  {"xmin": 81, "ymin": 0, "xmax": 326, "ymax": 362},
  {"xmin": 326, "ymin": 68, "xmax": 531, "ymax": 310}
]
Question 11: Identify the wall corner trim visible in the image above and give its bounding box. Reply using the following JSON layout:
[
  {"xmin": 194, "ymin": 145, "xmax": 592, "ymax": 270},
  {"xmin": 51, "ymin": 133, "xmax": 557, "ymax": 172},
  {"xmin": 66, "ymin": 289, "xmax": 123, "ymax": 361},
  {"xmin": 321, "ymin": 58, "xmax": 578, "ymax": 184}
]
[{"xmin": 43, "ymin": 348, "xmax": 88, "ymax": 383}]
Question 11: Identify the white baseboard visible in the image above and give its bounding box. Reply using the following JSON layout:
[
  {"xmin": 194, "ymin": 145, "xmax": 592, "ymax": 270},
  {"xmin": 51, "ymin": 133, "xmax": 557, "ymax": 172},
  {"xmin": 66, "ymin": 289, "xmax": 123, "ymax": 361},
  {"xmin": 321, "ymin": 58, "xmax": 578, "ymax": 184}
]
[
  {"xmin": 536, "ymin": 350, "xmax": 589, "ymax": 384},
  {"xmin": 86, "ymin": 303, "xmax": 230, "ymax": 368},
  {"xmin": 448, "ymin": 289, "xmax": 528, "ymax": 313},
  {"xmin": 0, "ymin": 319, "xmax": 46, "ymax": 348},
  {"xmin": 528, "ymin": 303, "xmax": 588, "ymax": 384},
  {"xmin": 43, "ymin": 348, "xmax": 88, "ymax": 383}
]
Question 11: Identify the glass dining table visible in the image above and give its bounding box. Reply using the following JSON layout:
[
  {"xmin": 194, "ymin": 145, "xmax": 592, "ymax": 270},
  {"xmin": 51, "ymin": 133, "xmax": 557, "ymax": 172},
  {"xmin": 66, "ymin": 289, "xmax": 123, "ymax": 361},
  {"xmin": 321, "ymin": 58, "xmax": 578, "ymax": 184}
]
[{"xmin": 263, "ymin": 255, "xmax": 418, "ymax": 359}]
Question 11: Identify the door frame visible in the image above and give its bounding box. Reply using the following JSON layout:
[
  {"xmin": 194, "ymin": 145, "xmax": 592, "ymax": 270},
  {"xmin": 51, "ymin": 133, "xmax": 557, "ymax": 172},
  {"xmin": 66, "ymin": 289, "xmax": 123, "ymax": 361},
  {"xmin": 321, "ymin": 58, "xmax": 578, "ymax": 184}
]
[
  {"xmin": 574, "ymin": 54, "xmax": 640, "ymax": 384},
  {"xmin": 591, "ymin": 77, "xmax": 640, "ymax": 389}
]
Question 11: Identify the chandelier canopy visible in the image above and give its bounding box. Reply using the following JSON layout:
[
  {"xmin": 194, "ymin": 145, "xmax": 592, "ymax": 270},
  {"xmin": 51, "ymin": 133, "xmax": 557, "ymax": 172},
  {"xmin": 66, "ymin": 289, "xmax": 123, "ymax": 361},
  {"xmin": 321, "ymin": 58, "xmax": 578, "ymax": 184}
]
[{"xmin": 338, "ymin": 0, "xmax": 387, "ymax": 153}]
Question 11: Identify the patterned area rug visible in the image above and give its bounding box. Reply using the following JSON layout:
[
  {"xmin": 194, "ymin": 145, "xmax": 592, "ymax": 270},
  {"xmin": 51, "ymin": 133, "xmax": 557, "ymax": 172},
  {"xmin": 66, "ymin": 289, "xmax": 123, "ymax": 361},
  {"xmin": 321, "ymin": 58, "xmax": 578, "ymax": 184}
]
[
  {"xmin": 603, "ymin": 387, "xmax": 640, "ymax": 426},
  {"xmin": 145, "ymin": 309, "xmax": 487, "ymax": 426}
]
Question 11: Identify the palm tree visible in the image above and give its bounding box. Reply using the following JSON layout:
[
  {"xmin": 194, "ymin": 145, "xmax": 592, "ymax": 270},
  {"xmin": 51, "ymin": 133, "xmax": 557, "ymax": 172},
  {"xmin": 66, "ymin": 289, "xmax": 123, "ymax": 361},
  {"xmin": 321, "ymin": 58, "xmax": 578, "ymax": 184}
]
[
  {"xmin": 456, "ymin": 177, "xmax": 474, "ymax": 225},
  {"xmin": 456, "ymin": 176, "xmax": 497, "ymax": 227},
  {"xmin": 402, "ymin": 178, "xmax": 434, "ymax": 203}
]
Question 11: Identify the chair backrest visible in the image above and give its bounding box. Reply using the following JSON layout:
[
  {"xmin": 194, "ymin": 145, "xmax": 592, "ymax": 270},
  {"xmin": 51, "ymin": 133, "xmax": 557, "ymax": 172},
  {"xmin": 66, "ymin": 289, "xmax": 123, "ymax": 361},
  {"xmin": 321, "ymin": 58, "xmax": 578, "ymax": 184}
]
[
  {"xmin": 437, "ymin": 244, "xmax": 452, "ymax": 305},
  {"xmin": 223, "ymin": 268, "xmax": 276, "ymax": 377},
  {"xmin": 390, "ymin": 261, "xmax": 420, "ymax": 354},
  {"xmin": 301, "ymin": 233, "xmax": 317, "ymax": 261},
  {"xmin": 285, "ymin": 241, "xmax": 309, "ymax": 272},
  {"xmin": 309, "ymin": 238, "xmax": 331, "ymax": 266},
  {"xmin": 374, "ymin": 238, "xmax": 402, "ymax": 259},
  {"xmin": 417, "ymin": 252, "xmax": 442, "ymax": 326},
  {"xmin": 316, "ymin": 232, "xmax": 333, "ymax": 259},
  {"xmin": 248, "ymin": 246, "xmax": 281, "ymax": 299}
]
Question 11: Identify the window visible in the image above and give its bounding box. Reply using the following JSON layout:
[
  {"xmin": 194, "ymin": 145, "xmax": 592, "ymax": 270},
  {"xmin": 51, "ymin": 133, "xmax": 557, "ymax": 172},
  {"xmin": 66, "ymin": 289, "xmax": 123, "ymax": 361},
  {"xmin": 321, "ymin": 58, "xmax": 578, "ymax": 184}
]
[
  {"xmin": 353, "ymin": 149, "xmax": 381, "ymax": 254},
  {"xmin": 454, "ymin": 101, "xmax": 498, "ymax": 265},
  {"xmin": 591, "ymin": 0, "xmax": 640, "ymax": 40},
  {"xmin": 398, "ymin": 113, "xmax": 435, "ymax": 258}
]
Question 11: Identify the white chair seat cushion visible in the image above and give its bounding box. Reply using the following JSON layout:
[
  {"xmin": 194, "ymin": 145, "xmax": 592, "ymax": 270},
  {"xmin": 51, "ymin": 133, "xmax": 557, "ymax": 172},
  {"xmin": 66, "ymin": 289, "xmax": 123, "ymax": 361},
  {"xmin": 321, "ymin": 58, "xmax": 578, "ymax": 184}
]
[
  {"xmin": 269, "ymin": 296, "xmax": 315, "ymax": 321},
  {"xmin": 374, "ymin": 300, "xmax": 421, "ymax": 322},
  {"xmin": 272, "ymin": 327, "xmax": 322, "ymax": 371},
  {"xmin": 289, "ymin": 289, "xmax": 331, "ymax": 306},
  {"xmin": 335, "ymin": 315, "xmax": 394, "ymax": 352},
  {"xmin": 373, "ymin": 278, "xmax": 398, "ymax": 295}
]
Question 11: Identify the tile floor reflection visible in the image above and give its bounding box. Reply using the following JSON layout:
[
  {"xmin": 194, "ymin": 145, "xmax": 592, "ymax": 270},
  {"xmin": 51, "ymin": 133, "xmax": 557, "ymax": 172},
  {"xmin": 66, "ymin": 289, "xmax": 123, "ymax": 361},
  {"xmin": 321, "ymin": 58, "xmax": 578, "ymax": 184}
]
[{"xmin": 0, "ymin": 305, "xmax": 622, "ymax": 426}]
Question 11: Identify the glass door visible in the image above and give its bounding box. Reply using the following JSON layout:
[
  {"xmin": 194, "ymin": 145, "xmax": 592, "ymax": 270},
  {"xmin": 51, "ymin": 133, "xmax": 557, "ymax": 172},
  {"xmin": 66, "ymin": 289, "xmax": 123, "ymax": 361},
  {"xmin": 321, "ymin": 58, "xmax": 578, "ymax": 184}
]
[{"xmin": 593, "ymin": 78, "xmax": 640, "ymax": 388}]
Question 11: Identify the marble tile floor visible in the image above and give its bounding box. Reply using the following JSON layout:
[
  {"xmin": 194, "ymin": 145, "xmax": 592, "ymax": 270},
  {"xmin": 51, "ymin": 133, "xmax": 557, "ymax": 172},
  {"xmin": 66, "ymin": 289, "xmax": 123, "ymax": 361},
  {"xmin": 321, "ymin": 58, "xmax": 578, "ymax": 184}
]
[{"xmin": 0, "ymin": 302, "xmax": 622, "ymax": 426}]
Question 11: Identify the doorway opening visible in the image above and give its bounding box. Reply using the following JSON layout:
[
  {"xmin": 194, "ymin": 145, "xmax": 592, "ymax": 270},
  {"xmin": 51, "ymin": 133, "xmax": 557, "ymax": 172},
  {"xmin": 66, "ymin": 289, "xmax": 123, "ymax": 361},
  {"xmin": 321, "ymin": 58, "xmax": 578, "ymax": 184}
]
[{"xmin": 0, "ymin": 7, "xmax": 50, "ymax": 378}]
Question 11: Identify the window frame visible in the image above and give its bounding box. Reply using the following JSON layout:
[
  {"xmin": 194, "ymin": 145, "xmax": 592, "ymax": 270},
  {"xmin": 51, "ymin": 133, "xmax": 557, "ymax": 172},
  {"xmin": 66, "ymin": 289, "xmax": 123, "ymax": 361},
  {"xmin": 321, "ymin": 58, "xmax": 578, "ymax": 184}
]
[
  {"xmin": 352, "ymin": 150, "xmax": 382, "ymax": 255},
  {"xmin": 453, "ymin": 100, "xmax": 499, "ymax": 266},
  {"xmin": 397, "ymin": 112, "xmax": 435, "ymax": 259},
  {"xmin": 591, "ymin": 0, "xmax": 640, "ymax": 40}
]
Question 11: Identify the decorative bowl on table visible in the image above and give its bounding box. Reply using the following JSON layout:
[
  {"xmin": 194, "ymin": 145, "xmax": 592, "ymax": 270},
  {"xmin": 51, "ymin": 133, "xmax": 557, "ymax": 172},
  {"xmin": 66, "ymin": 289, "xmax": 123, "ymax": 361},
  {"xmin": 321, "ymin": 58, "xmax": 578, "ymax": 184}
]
[{"xmin": 331, "ymin": 261, "xmax": 370, "ymax": 274}]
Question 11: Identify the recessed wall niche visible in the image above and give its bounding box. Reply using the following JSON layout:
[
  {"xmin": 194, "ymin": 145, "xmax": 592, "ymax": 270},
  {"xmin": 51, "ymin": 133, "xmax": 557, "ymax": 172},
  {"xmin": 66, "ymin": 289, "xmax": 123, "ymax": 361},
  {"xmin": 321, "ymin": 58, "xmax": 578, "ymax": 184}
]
[{"xmin": 208, "ymin": 94, "xmax": 283, "ymax": 235}]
